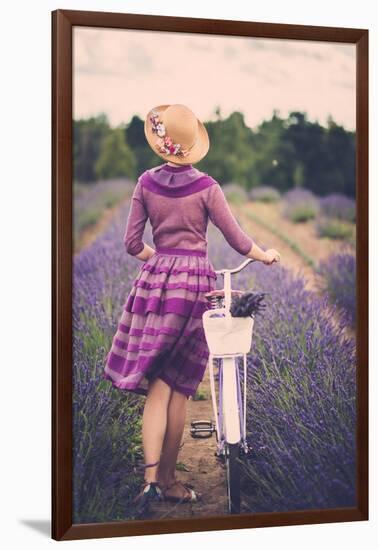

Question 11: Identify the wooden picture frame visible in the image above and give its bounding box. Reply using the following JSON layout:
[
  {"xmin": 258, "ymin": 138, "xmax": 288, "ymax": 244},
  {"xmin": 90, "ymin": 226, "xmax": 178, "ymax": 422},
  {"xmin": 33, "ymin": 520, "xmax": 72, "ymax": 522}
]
[{"xmin": 51, "ymin": 8, "xmax": 368, "ymax": 541}]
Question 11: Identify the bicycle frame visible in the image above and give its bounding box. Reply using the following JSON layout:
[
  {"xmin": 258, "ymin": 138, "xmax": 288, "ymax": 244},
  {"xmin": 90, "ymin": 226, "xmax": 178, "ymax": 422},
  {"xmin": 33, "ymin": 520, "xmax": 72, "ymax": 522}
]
[
  {"xmin": 191, "ymin": 258, "xmax": 256, "ymax": 513},
  {"xmin": 206, "ymin": 259, "xmax": 255, "ymax": 453},
  {"xmin": 209, "ymin": 353, "xmax": 248, "ymax": 448}
]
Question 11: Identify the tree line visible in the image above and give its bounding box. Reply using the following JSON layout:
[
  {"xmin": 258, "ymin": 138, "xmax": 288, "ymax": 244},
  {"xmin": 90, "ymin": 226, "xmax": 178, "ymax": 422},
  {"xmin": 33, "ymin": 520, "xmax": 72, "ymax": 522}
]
[{"xmin": 73, "ymin": 108, "xmax": 355, "ymax": 197}]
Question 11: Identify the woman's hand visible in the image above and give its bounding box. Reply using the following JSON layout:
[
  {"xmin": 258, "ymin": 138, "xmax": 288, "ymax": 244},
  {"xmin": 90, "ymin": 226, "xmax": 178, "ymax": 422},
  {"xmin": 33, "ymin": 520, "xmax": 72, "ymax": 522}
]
[
  {"xmin": 246, "ymin": 242, "xmax": 281, "ymax": 264},
  {"xmin": 262, "ymin": 248, "xmax": 281, "ymax": 265},
  {"xmin": 134, "ymin": 243, "xmax": 156, "ymax": 262}
]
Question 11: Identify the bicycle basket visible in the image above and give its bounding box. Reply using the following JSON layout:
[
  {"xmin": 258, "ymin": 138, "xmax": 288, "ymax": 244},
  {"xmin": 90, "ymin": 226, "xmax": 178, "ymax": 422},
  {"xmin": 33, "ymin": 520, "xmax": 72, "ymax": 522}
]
[{"xmin": 202, "ymin": 308, "xmax": 254, "ymax": 355}]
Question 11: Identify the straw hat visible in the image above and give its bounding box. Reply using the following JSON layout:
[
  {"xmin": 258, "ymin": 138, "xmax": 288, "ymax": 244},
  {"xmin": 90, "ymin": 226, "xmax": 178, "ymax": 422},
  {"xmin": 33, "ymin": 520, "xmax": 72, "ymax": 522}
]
[{"xmin": 144, "ymin": 104, "xmax": 210, "ymax": 165}]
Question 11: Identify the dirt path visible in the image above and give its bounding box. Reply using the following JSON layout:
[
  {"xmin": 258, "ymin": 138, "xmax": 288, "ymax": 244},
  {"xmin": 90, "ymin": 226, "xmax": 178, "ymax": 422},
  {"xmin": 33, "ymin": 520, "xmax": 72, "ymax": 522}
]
[
  {"xmin": 244, "ymin": 201, "xmax": 352, "ymax": 262},
  {"xmin": 78, "ymin": 196, "xmax": 354, "ymax": 519},
  {"xmin": 147, "ymin": 367, "xmax": 229, "ymax": 519},
  {"xmin": 233, "ymin": 202, "xmax": 320, "ymax": 291},
  {"xmin": 232, "ymin": 201, "xmax": 355, "ymax": 340}
]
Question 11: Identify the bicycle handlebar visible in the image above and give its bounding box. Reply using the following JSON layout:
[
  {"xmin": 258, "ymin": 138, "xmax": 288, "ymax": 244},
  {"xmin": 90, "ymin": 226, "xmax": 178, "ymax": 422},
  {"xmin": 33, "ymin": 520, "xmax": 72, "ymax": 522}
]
[{"xmin": 214, "ymin": 257, "xmax": 257, "ymax": 276}]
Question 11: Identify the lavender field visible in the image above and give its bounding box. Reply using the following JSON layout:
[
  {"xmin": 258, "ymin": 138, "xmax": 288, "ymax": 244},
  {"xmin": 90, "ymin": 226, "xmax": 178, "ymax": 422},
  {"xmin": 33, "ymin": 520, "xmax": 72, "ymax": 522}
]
[
  {"xmin": 236, "ymin": 261, "xmax": 356, "ymax": 511},
  {"xmin": 73, "ymin": 203, "xmax": 147, "ymax": 523},
  {"xmin": 73, "ymin": 191, "xmax": 356, "ymax": 522},
  {"xmin": 74, "ymin": 178, "xmax": 134, "ymax": 250},
  {"xmin": 318, "ymin": 250, "xmax": 356, "ymax": 326}
]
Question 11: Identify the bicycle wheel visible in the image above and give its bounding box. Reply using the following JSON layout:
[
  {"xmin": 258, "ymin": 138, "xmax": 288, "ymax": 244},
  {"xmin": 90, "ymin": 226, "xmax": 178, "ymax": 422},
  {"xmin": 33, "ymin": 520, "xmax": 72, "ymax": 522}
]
[{"xmin": 225, "ymin": 442, "xmax": 241, "ymax": 514}]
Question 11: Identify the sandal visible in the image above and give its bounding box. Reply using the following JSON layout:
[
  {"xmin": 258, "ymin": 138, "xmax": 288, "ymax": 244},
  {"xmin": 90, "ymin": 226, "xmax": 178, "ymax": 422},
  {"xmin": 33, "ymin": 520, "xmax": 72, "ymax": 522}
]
[
  {"xmin": 133, "ymin": 460, "xmax": 164, "ymax": 516},
  {"xmin": 161, "ymin": 479, "xmax": 201, "ymax": 503}
]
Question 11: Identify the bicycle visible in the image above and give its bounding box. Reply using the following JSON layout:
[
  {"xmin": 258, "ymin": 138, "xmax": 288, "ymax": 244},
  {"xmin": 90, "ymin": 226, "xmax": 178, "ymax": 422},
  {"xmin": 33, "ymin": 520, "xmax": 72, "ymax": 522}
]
[{"xmin": 190, "ymin": 257, "xmax": 257, "ymax": 514}]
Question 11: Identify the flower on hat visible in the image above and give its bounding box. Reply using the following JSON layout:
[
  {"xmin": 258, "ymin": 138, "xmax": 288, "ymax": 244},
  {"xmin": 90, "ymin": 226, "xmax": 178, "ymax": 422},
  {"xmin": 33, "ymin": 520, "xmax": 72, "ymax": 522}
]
[
  {"xmin": 149, "ymin": 109, "xmax": 190, "ymax": 158},
  {"xmin": 156, "ymin": 122, "xmax": 166, "ymax": 137}
]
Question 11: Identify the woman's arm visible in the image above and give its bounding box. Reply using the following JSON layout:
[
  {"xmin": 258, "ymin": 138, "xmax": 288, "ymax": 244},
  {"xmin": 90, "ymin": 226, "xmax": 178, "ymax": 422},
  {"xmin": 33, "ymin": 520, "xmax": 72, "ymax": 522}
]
[
  {"xmin": 206, "ymin": 182, "xmax": 280, "ymax": 264},
  {"xmin": 245, "ymin": 241, "xmax": 266, "ymax": 261},
  {"xmin": 205, "ymin": 182, "xmax": 254, "ymax": 256},
  {"xmin": 123, "ymin": 180, "xmax": 155, "ymax": 261}
]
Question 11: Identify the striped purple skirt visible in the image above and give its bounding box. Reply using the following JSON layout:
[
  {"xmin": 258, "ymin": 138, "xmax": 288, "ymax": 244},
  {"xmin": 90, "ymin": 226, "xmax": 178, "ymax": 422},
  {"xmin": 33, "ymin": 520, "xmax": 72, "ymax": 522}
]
[{"xmin": 103, "ymin": 247, "xmax": 217, "ymax": 398}]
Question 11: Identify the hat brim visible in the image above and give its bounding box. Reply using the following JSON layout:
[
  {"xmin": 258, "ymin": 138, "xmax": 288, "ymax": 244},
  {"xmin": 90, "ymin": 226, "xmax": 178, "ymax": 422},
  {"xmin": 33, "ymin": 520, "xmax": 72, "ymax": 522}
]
[{"xmin": 144, "ymin": 104, "xmax": 210, "ymax": 165}]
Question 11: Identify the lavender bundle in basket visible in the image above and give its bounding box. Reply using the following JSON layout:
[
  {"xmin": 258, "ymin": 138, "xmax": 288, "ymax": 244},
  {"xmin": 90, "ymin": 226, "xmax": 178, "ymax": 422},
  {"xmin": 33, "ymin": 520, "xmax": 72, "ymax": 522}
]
[{"xmin": 230, "ymin": 291, "xmax": 267, "ymax": 318}]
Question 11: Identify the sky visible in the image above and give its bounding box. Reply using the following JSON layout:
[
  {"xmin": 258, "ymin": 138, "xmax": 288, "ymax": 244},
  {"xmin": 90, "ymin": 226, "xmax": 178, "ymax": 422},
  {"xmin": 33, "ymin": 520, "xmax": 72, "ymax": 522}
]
[{"xmin": 73, "ymin": 26, "xmax": 356, "ymax": 131}]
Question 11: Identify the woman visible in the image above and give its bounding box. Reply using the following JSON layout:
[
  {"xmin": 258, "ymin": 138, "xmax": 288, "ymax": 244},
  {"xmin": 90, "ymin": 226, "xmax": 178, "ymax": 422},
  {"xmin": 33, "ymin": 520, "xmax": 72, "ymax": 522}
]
[{"xmin": 103, "ymin": 104, "xmax": 280, "ymax": 513}]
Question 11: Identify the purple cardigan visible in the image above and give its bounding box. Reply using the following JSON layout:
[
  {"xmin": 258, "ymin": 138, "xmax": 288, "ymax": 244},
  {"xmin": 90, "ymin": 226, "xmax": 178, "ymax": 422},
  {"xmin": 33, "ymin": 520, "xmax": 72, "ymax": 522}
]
[{"xmin": 123, "ymin": 162, "xmax": 254, "ymax": 257}]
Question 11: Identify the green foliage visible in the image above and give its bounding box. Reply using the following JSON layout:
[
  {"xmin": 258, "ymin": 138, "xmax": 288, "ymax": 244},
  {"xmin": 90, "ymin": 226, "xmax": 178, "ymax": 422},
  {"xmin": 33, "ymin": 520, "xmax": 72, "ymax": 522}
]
[
  {"xmin": 284, "ymin": 113, "xmax": 355, "ymax": 197},
  {"xmin": 202, "ymin": 110, "xmax": 355, "ymax": 198},
  {"xmin": 287, "ymin": 205, "xmax": 318, "ymax": 223},
  {"xmin": 78, "ymin": 207, "xmax": 101, "ymax": 231},
  {"xmin": 199, "ymin": 111, "xmax": 255, "ymax": 188},
  {"xmin": 73, "ymin": 109, "xmax": 356, "ymax": 198},
  {"xmin": 247, "ymin": 111, "xmax": 298, "ymax": 192},
  {"xmin": 103, "ymin": 191, "xmax": 123, "ymax": 209},
  {"xmin": 282, "ymin": 188, "xmax": 320, "ymax": 223},
  {"xmin": 74, "ymin": 113, "xmax": 110, "ymax": 183},
  {"xmin": 222, "ymin": 182, "xmax": 249, "ymax": 204},
  {"xmin": 249, "ymin": 186, "xmax": 281, "ymax": 203},
  {"xmin": 95, "ymin": 128, "xmax": 136, "ymax": 180},
  {"xmin": 193, "ymin": 387, "xmax": 209, "ymax": 401},
  {"xmin": 73, "ymin": 180, "xmax": 131, "ymax": 243},
  {"xmin": 316, "ymin": 218, "xmax": 355, "ymax": 241},
  {"xmin": 293, "ymin": 162, "xmax": 305, "ymax": 187},
  {"xmin": 175, "ymin": 462, "xmax": 190, "ymax": 472},
  {"xmin": 124, "ymin": 115, "xmax": 160, "ymax": 175}
]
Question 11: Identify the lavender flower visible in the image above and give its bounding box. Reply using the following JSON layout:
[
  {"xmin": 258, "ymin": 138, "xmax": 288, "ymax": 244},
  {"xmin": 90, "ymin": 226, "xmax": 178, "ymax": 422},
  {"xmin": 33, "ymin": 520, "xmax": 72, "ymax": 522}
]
[
  {"xmin": 72, "ymin": 189, "xmax": 356, "ymax": 521},
  {"xmin": 73, "ymin": 202, "xmax": 155, "ymax": 523},
  {"xmin": 230, "ymin": 291, "xmax": 267, "ymax": 317},
  {"xmin": 319, "ymin": 193, "xmax": 356, "ymax": 223},
  {"xmin": 209, "ymin": 228, "xmax": 356, "ymax": 512},
  {"xmin": 74, "ymin": 178, "xmax": 134, "ymax": 241},
  {"xmin": 318, "ymin": 250, "xmax": 356, "ymax": 326},
  {"xmin": 281, "ymin": 188, "xmax": 320, "ymax": 223}
]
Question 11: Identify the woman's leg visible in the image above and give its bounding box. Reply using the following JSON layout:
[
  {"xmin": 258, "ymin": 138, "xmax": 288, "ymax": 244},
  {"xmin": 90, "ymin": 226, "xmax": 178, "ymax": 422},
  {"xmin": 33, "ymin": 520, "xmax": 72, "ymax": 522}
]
[
  {"xmin": 142, "ymin": 377, "xmax": 172, "ymax": 483},
  {"xmin": 158, "ymin": 389, "xmax": 188, "ymax": 490}
]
